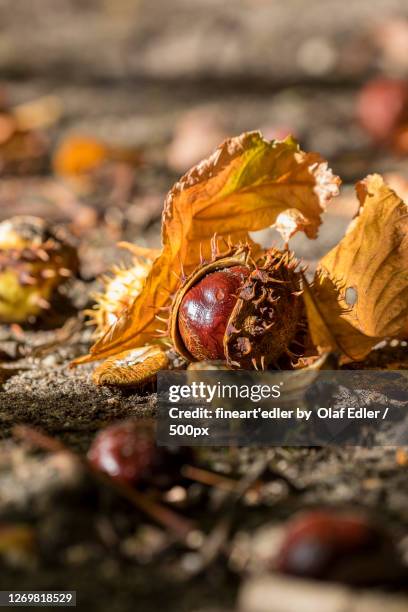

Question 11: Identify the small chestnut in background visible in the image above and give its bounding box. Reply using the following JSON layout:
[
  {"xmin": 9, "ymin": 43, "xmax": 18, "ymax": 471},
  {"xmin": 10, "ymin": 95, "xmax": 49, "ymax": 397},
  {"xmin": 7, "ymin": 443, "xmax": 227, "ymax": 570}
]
[
  {"xmin": 357, "ymin": 77, "xmax": 408, "ymax": 152},
  {"xmin": 87, "ymin": 419, "xmax": 192, "ymax": 489},
  {"xmin": 0, "ymin": 216, "xmax": 78, "ymax": 323},
  {"xmin": 276, "ymin": 509, "xmax": 405, "ymax": 586}
]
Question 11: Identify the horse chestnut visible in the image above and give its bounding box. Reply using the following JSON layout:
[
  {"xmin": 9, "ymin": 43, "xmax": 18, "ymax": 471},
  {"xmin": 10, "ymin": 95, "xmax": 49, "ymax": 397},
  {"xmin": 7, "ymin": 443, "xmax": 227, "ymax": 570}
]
[
  {"xmin": 0, "ymin": 216, "xmax": 78, "ymax": 323},
  {"xmin": 178, "ymin": 266, "xmax": 249, "ymax": 360},
  {"xmin": 276, "ymin": 510, "xmax": 404, "ymax": 586},
  {"xmin": 88, "ymin": 420, "xmax": 156, "ymax": 485},
  {"xmin": 88, "ymin": 419, "xmax": 192, "ymax": 488},
  {"xmin": 170, "ymin": 247, "xmax": 304, "ymax": 370}
]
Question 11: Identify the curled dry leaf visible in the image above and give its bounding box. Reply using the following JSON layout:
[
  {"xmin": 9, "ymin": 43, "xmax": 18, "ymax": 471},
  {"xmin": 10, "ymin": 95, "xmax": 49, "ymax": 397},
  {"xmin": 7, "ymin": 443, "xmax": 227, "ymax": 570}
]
[
  {"xmin": 92, "ymin": 345, "xmax": 169, "ymax": 386},
  {"xmin": 304, "ymin": 174, "xmax": 408, "ymax": 360},
  {"xmin": 76, "ymin": 131, "xmax": 340, "ymax": 367}
]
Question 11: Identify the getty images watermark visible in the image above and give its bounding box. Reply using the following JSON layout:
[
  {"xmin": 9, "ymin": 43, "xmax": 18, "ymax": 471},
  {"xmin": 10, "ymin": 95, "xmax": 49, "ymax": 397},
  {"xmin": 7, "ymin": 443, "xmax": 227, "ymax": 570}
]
[{"xmin": 157, "ymin": 370, "xmax": 408, "ymax": 446}]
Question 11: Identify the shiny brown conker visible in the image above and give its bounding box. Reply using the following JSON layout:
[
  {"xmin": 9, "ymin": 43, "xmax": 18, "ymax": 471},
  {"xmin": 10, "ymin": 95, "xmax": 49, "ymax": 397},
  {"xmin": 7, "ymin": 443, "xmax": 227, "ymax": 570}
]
[
  {"xmin": 88, "ymin": 420, "xmax": 157, "ymax": 485},
  {"xmin": 276, "ymin": 509, "xmax": 404, "ymax": 586},
  {"xmin": 87, "ymin": 419, "xmax": 193, "ymax": 489},
  {"xmin": 170, "ymin": 248, "xmax": 305, "ymax": 370},
  {"xmin": 178, "ymin": 265, "xmax": 249, "ymax": 361}
]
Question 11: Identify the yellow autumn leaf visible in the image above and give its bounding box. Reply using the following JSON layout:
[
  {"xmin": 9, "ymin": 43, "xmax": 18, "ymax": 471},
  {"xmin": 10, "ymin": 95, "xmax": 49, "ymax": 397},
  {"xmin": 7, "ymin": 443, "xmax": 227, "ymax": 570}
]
[
  {"xmin": 304, "ymin": 174, "xmax": 408, "ymax": 360},
  {"xmin": 78, "ymin": 131, "xmax": 340, "ymax": 363}
]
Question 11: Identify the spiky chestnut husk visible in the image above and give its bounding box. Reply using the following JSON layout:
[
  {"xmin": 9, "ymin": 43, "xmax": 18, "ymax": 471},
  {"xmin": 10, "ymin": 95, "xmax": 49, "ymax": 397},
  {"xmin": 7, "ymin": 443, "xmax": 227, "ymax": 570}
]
[
  {"xmin": 0, "ymin": 216, "xmax": 78, "ymax": 323},
  {"xmin": 170, "ymin": 247, "xmax": 305, "ymax": 370},
  {"xmin": 86, "ymin": 242, "xmax": 157, "ymax": 338},
  {"xmin": 87, "ymin": 260, "xmax": 152, "ymax": 337}
]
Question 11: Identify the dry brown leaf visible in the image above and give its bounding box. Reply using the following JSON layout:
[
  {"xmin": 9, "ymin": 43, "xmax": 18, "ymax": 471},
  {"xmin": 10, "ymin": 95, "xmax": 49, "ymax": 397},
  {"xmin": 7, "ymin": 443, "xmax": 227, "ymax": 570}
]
[
  {"xmin": 92, "ymin": 345, "xmax": 169, "ymax": 386},
  {"xmin": 77, "ymin": 131, "xmax": 339, "ymax": 364},
  {"xmin": 304, "ymin": 174, "xmax": 408, "ymax": 360}
]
